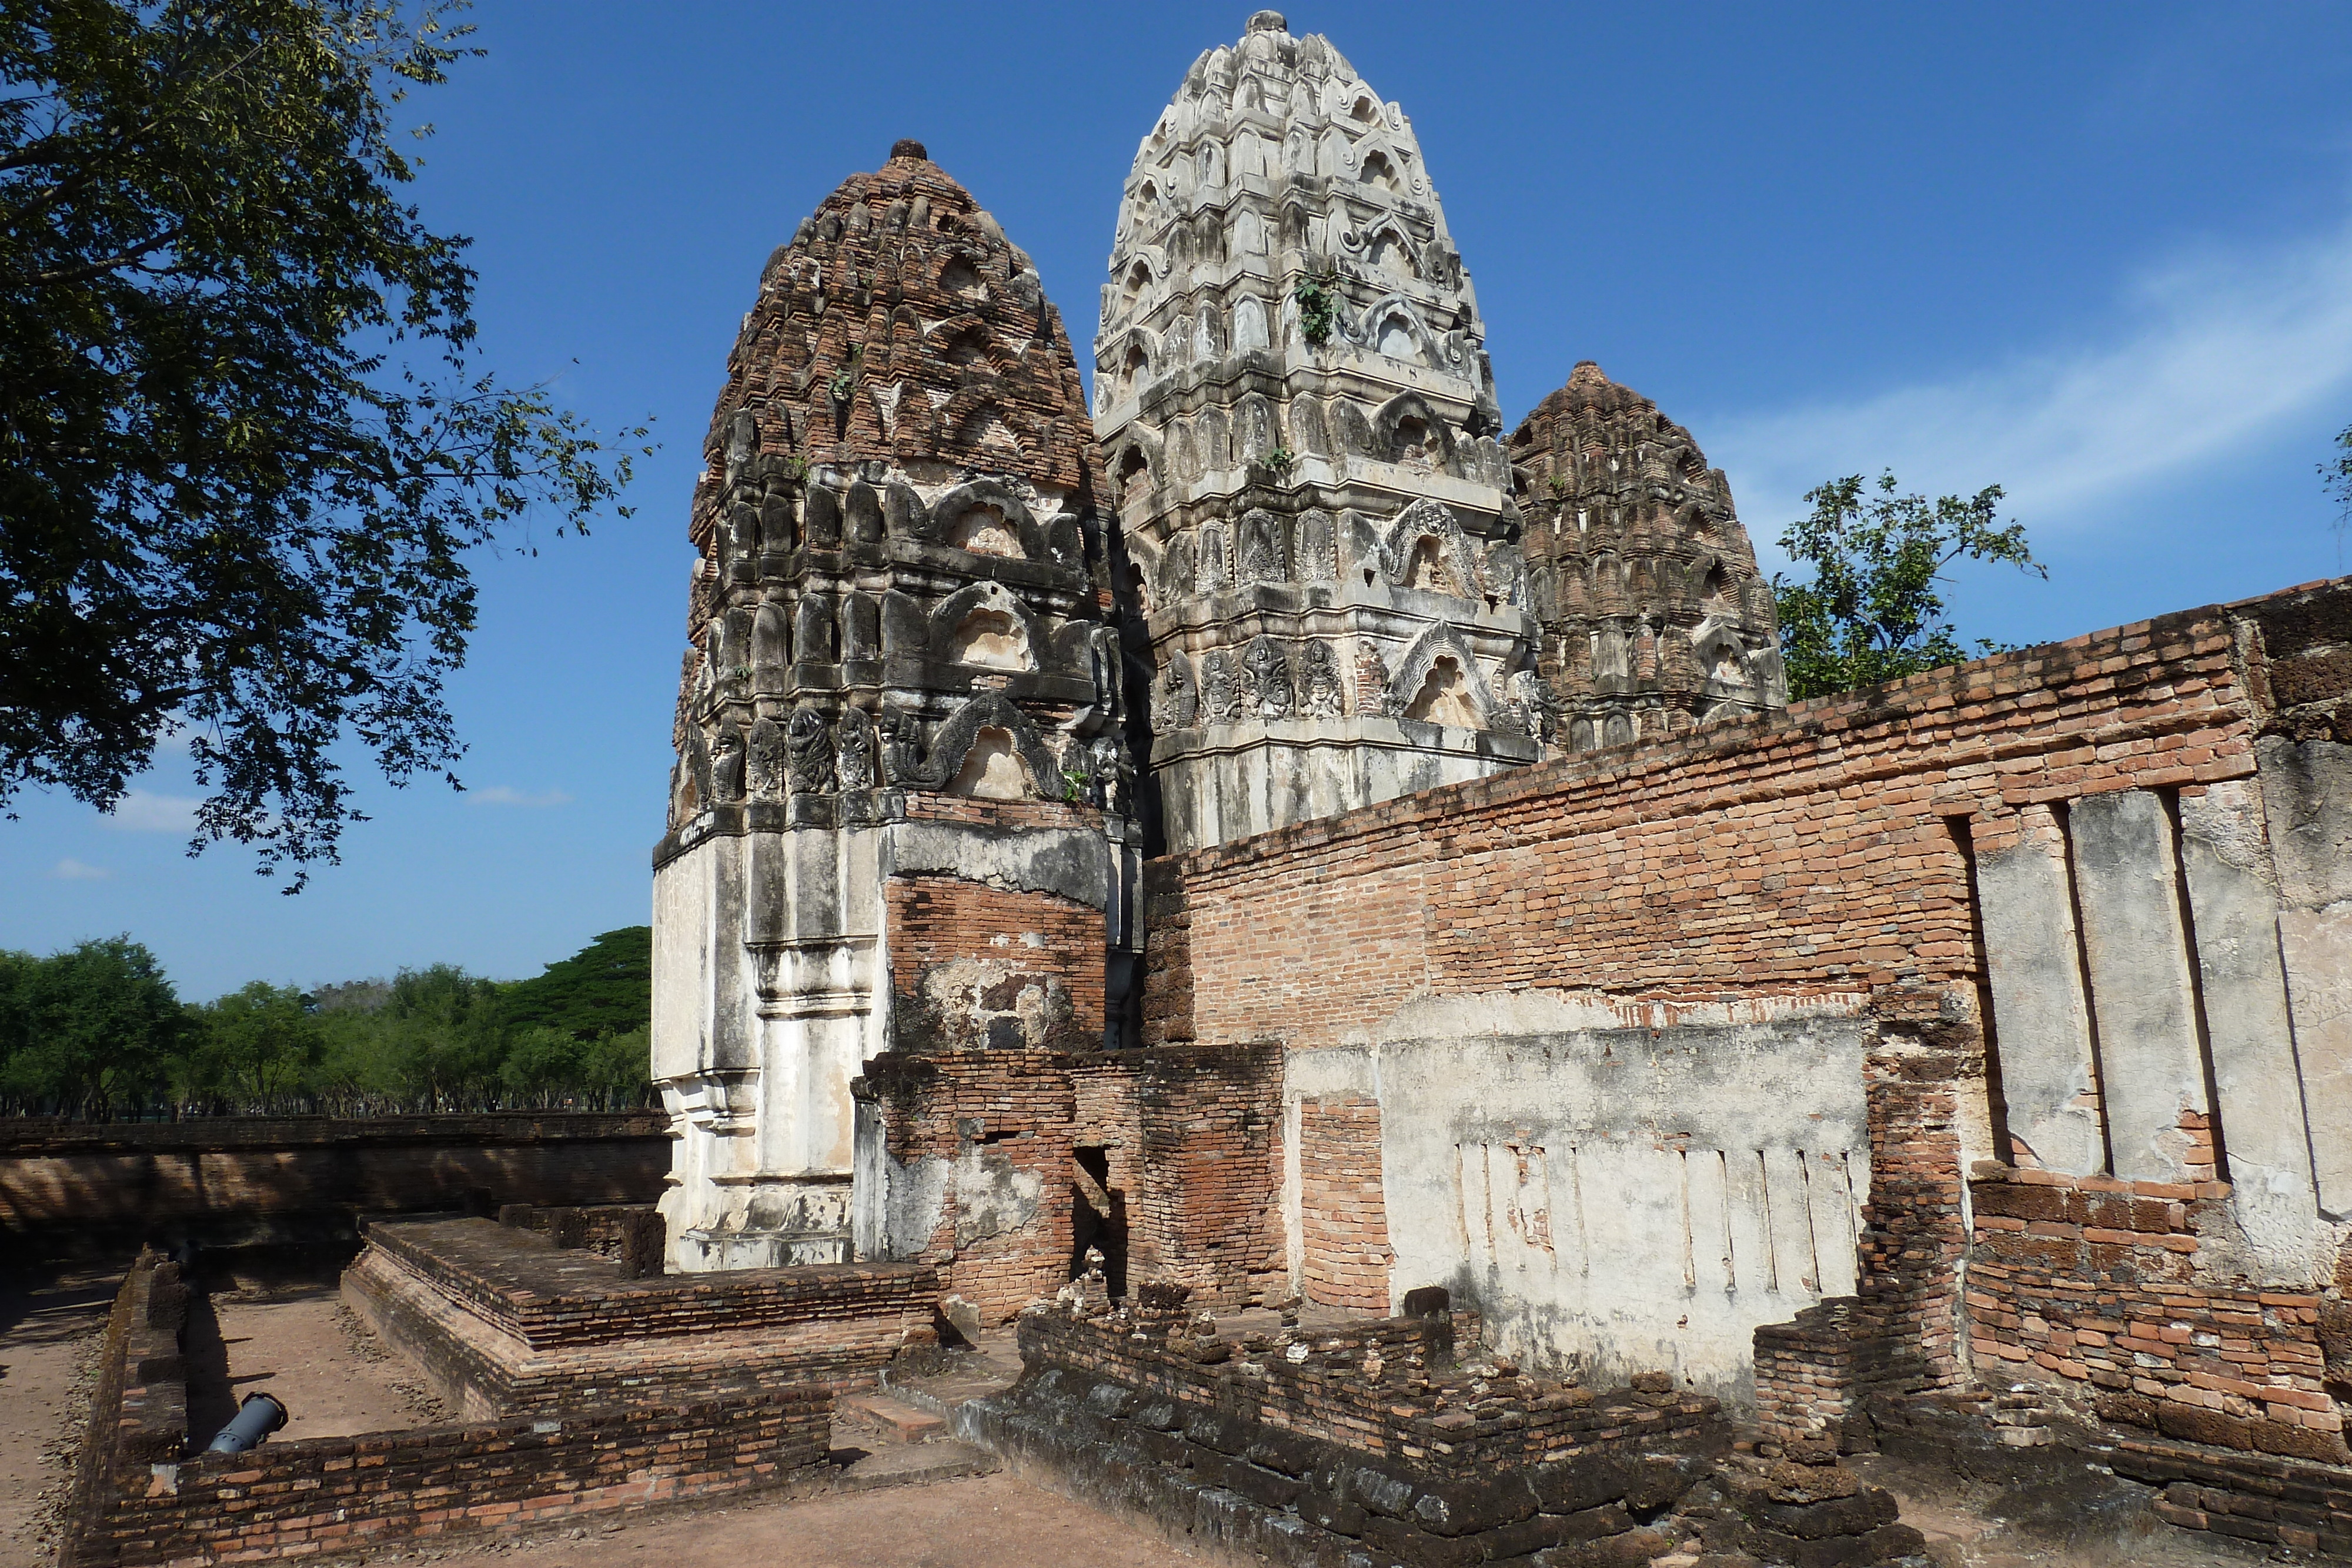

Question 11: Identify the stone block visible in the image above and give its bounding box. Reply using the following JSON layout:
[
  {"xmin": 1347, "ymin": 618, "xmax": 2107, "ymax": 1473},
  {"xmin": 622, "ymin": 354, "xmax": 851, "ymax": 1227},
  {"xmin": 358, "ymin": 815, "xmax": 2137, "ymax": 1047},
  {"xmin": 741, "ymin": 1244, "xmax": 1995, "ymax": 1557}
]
[{"xmin": 2069, "ymin": 790, "xmax": 2208, "ymax": 1183}]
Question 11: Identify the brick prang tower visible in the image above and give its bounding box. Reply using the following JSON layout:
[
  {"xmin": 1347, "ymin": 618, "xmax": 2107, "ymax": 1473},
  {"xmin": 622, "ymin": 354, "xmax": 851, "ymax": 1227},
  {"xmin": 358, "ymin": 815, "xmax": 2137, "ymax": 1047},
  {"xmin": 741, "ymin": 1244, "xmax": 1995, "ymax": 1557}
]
[
  {"xmin": 1095, "ymin": 10, "xmax": 1546, "ymax": 855},
  {"xmin": 1508, "ymin": 361, "xmax": 1788, "ymax": 745},
  {"xmin": 653, "ymin": 142, "xmax": 1142, "ymax": 1273}
]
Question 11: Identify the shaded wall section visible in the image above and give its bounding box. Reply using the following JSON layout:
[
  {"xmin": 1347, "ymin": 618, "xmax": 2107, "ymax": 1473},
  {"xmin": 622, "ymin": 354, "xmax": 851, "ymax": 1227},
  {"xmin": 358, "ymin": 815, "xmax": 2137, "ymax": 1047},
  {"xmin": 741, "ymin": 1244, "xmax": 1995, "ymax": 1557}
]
[{"xmin": 1, "ymin": 1114, "xmax": 669, "ymax": 1256}]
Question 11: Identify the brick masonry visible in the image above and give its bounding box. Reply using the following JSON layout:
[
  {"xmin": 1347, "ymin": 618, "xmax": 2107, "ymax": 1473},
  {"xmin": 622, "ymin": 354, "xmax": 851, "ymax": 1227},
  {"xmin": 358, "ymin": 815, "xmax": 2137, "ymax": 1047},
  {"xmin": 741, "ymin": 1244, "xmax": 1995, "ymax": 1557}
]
[
  {"xmin": 65, "ymin": 1252, "xmax": 834, "ymax": 1568},
  {"xmin": 344, "ymin": 1218, "xmax": 934, "ymax": 1417},
  {"xmin": 964, "ymin": 1296, "xmax": 1738, "ymax": 1568},
  {"xmin": 1, "ymin": 1114, "xmax": 669, "ymax": 1253},
  {"xmin": 1132, "ymin": 577, "xmax": 2352, "ymax": 1543},
  {"xmin": 886, "ymin": 876, "xmax": 1107, "ymax": 1052},
  {"xmin": 854, "ymin": 1041, "xmax": 1284, "ymax": 1320},
  {"xmin": 1296, "ymin": 1095, "xmax": 1392, "ymax": 1313}
]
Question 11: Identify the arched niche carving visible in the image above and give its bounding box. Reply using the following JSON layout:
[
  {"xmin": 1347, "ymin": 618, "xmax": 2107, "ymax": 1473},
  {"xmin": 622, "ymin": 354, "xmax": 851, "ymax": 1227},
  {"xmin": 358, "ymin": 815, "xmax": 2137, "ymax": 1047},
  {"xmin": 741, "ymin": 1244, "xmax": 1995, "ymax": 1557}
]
[
  {"xmin": 932, "ymin": 480, "xmax": 1047, "ymax": 561},
  {"xmin": 1388, "ymin": 622, "xmax": 1497, "ymax": 731},
  {"xmin": 751, "ymin": 601, "xmax": 790, "ymax": 671},
  {"xmin": 918, "ymin": 692, "xmax": 1060, "ymax": 797},
  {"xmin": 1372, "ymin": 389, "xmax": 1455, "ymax": 471},
  {"xmin": 1196, "ymin": 522, "xmax": 1230, "ymax": 597},
  {"xmin": 1153, "ymin": 650, "xmax": 1200, "ymax": 731},
  {"xmin": 1367, "ymin": 225, "xmax": 1420, "ymax": 283},
  {"xmin": 1232, "ymin": 208, "xmax": 1266, "ymax": 256},
  {"xmin": 1378, "ymin": 499, "xmax": 1484, "ymax": 599},
  {"xmin": 1294, "ymin": 510, "xmax": 1337, "ymax": 581},
  {"xmin": 844, "ymin": 480, "xmax": 884, "ymax": 545},
  {"xmin": 1237, "ymin": 509, "xmax": 1287, "ymax": 584},
  {"xmin": 1160, "ymin": 533, "xmax": 1197, "ymax": 605},
  {"xmin": 1232, "ymin": 296, "xmax": 1271, "ymax": 355},
  {"xmin": 951, "ymin": 727, "xmax": 1030, "ymax": 799},
  {"xmin": 930, "ymin": 581, "xmax": 1041, "ymax": 672}
]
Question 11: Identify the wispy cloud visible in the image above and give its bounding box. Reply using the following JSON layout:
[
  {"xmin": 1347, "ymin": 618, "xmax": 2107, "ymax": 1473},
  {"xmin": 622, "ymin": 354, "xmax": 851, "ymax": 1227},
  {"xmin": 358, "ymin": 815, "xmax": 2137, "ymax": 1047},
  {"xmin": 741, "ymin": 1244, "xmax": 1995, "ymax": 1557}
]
[
  {"xmin": 49, "ymin": 858, "xmax": 111, "ymax": 880},
  {"xmin": 100, "ymin": 790, "xmax": 201, "ymax": 833},
  {"xmin": 1709, "ymin": 213, "xmax": 2352, "ymax": 546},
  {"xmin": 468, "ymin": 786, "xmax": 575, "ymax": 808}
]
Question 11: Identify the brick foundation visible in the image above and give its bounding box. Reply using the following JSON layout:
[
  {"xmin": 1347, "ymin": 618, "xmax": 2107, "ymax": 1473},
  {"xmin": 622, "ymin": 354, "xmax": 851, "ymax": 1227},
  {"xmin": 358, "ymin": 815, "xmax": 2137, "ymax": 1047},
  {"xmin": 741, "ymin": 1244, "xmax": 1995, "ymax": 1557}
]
[
  {"xmin": 65, "ymin": 1252, "xmax": 835, "ymax": 1568},
  {"xmin": 963, "ymin": 1296, "xmax": 1733, "ymax": 1568},
  {"xmin": 345, "ymin": 1218, "xmax": 934, "ymax": 1417},
  {"xmin": 1967, "ymin": 1164, "xmax": 2347, "ymax": 1463}
]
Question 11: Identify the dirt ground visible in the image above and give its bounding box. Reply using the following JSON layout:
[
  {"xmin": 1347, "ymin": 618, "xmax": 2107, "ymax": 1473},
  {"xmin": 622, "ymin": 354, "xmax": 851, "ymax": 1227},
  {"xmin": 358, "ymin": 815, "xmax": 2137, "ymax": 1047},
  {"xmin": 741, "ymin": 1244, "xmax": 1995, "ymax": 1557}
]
[
  {"xmin": 0, "ymin": 1268, "xmax": 116, "ymax": 1568},
  {"xmin": 188, "ymin": 1279, "xmax": 442, "ymax": 1443},
  {"xmin": 387, "ymin": 1473, "xmax": 1200, "ymax": 1568}
]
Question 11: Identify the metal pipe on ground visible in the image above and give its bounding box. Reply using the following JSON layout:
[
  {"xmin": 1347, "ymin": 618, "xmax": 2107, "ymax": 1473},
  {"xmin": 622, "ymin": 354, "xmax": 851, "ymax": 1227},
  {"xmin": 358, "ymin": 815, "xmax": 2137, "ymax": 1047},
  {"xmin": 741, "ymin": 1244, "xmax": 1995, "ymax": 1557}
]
[{"xmin": 206, "ymin": 1392, "xmax": 289, "ymax": 1454}]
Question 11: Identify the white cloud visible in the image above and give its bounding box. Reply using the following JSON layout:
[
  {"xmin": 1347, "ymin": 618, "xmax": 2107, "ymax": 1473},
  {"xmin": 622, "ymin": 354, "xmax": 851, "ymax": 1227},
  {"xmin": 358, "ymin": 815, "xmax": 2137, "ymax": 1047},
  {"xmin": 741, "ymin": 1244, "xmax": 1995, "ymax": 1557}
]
[
  {"xmin": 49, "ymin": 858, "xmax": 111, "ymax": 880},
  {"xmin": 1708, "ymin": 213, "xmax": 2352, "ymax": 547},
  {"xmin": 100, "ymin": 790, "xmax": 201, "ymax": 833},
  {"xmin": 468, "ymin": 785, "xmax": 575, "ymax": 808}
]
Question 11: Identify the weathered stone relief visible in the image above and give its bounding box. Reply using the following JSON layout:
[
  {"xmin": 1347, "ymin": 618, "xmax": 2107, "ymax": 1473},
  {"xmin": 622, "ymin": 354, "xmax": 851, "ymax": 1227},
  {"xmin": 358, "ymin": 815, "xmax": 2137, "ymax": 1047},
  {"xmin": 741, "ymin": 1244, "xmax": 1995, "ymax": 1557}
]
[
  {"xmin": 1095, "ymin": 9, "xmax": 1542, "ymax": 854},
  {"xmin": 1508, "ymin": 362, "xmax": 1788, "ymax": 746},
  {"xmin": 653, "ymin": 142, "xmax": 1142, "ymax": 1271}
]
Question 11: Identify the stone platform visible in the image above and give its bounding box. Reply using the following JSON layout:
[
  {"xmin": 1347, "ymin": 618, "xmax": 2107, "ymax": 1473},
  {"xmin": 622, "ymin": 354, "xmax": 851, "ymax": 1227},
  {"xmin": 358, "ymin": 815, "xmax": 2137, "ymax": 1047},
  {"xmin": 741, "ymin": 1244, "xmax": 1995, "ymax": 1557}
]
[{"xmin": 343, "ymin": 1217, "xmax": 937, "ymax": 1419}]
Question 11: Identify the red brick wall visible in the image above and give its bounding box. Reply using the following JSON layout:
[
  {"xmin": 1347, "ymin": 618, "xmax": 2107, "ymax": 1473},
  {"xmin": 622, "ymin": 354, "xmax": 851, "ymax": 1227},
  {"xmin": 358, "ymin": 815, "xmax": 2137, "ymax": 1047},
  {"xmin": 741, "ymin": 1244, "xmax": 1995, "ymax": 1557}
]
[
  {"xmin": 1073, "ymin": 1044, "xmax": 1285, "ymax": 1308},
  {"xmin": 1160, "ymin": 609, "xmax": 2259, "ymax": 1054},
  {"xmin": 886, "ymin": 876, "xmax": 1106, "ymax": 1049},
  {"xmin": 1967, "ymin": 1164, "xmax": 2346, "ymax": 1463},
  {"xmin": 1297, "ymin": 1095, "xmax": 1392, "ymax": 1313},
  {"xmin": 858, "ymin": 1048, "xmax": 1078, "ymax": 1323},
  {"xmin": 1146, "ymin": 586, "xmax": 2333, "ymax": 1424}
]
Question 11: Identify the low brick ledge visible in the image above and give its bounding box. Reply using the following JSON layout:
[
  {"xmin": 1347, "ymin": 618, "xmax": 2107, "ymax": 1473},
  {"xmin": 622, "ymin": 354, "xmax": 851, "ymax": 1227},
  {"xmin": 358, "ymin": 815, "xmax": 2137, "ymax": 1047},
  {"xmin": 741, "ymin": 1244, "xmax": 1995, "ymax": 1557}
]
[{"xmin": 363, "ymin": 1218, "xmax": 936, "ymax": 1347}]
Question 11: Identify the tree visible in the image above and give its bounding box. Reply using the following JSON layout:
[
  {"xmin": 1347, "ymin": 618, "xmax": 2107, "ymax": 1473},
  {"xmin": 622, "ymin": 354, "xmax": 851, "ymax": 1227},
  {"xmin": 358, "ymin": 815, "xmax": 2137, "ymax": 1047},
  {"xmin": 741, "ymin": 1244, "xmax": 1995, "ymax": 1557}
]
[
  {"xmin": 2323, "ymin": 420, "xmax": 2352, "ymax": 534},
  {"xmin": 500, "ymin": 926, "xmax": 650, "ymax": 1042},
  {"xmin": 0, "ymin": 934, "xmax": 185, "ymax": 1112},
  {"xmin": 183, "ymin": 980, "xmax": 322, "ymax": 1105},
  {"xmin": 377, "ymin": 962, "xmax": 503, "ymax": 1106},
  {"xmin": 1772, "ymin": 472, "xmax": 2044, "ymax": 700},
  {"xmin": 0, "ymin": 1, "xmax": 650, "ymax": 888}
]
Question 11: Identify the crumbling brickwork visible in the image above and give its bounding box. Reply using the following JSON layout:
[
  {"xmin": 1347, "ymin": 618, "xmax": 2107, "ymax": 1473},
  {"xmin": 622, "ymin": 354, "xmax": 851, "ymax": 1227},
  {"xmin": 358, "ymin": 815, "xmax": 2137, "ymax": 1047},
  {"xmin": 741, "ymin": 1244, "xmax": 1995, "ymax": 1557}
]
[
  {"xmin": 886, "ymin": 877, "xmax": 1107, "ymax": 1051},
  {"xmin": 1137, "ymin": 859, "xmax": 1195, "ymax": 1048},
  {"xmin": 856, "ymin": 1048, "xmax": 1080, "ymax": 1324},
  {"xmin": 1297, "ymin": 1095, "xmax": 1393, "ymax": 1313},
  {"xmin": 1967, "ymin": 1165, "xmax": 2344, "ymax": 1462},
  {"xmin": 1074, "ymin": 1043, "xmax": 1285, "ymax": 1308},
  {"xmin": 856, "ymin": 1041, "xmax": 1284, "ymax": 1318},
  {"xmin": 1144, "ymin": 580, "xmax": 2346, "ymax": 1440}
]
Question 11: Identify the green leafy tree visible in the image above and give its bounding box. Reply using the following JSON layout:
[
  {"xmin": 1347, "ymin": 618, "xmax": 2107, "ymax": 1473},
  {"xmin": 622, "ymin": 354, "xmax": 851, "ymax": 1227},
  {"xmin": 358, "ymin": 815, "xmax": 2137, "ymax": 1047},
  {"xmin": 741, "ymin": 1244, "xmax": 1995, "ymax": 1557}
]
[
  {"xmin": 377, "ymin": 962, "xmax": 503, "ymax": 1106},
  {"xmin": 581, "ymin": 1026, "xmax": 652, "ymax": 1107},
  {"xmin": 0, "ymin": 0, "xmax": 651, "ymax": 888},
  {"xmin": 0, "ymin": 935, "xmax": 185, "ymax": 1112},
  {"xmin": 183, "ymin": 980, "xmax": 323, "ymax": 1105},
  {"xmin": 1772, "ymin": 472, "xmax": 2044, "ymax": 700},
  {"xmin": 499, "ymin": 927, "xmax": 650, "ymax": 1042}
]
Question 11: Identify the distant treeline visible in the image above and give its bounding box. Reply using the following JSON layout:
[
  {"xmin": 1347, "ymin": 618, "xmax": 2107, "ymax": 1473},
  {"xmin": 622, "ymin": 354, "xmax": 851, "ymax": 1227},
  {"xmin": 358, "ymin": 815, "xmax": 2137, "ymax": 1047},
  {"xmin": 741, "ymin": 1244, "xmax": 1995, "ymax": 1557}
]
[{"xmin": 0, "ymin": 928, "xmax": 654, "ymax": 1118}]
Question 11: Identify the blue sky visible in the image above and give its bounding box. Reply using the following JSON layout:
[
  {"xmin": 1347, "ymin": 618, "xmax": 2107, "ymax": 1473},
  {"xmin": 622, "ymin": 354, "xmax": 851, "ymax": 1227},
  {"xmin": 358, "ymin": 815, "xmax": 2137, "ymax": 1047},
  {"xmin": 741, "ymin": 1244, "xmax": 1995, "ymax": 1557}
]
[{"xmin": 9, "ymin": 1, "xmax": 2352, "ymax": 999}]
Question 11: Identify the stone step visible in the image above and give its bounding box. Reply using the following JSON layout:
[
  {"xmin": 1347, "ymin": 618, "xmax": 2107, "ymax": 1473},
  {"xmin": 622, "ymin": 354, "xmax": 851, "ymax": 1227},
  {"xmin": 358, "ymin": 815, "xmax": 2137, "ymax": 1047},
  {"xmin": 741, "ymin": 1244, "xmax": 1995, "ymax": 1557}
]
[
  {"xmin": 839, "ymin": 1392, "xmax": 947, "ymax": 1442},
  {"xmin": 834, "ymin": 1437, "xmax": 997, "ymax": 1491}
]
